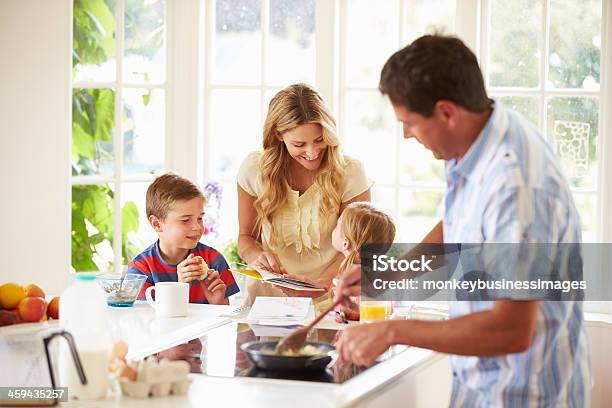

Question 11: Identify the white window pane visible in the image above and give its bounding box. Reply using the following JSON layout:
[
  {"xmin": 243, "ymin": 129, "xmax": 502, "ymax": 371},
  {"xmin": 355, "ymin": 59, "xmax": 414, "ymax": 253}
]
[
  {"xmin": 121, "ymin": 182, "xmax": 158, "ymax": 262},
  {"xmin": 72, "ymin": 184, "xmax": 116, "ymax": 272},
  {"xmin": 372, "ymin": 186, "xmax": 397, "ymax": 228},
  {"xmin": 73, "ymin": 0, "xmax": 117, "ymax": 82},
  {"xmin": 488, "ymin": 0, "xmax": 542, "ymax": 88},
  {"xmin": 123, "ymin": 88, "xmax": 165, "ymax": 175},
  {"xmin": 496, "ymin": 95, "xmax": 540, "ymax": 128},
  {"xmin": 213, "ymin": 0, "xmax": 262, "ymax": 85},
  {"xmin": 547, "ymin": 97, "xmax": 598, "ymax": 189},
  {"xmin": 209, "ymin": 90, "xmax": 261, "ymax": 179},
  {"xmin": 345, "ymin": 0, "xmax": 399, "ymax": 88},
  {"xmin": 397, "ymin": 189, "xmax": 443, "ymax": 242},
  {"xmin": 72, "ymin": 88, "xmax": 115, "ymax": 177},
  {"xmin": 573, "ymin": 193, "xmax": 597, "ymax": 242},
  {"xmin": 123, "ymin": 0, "xmax": 167, "ymax": 83},
  {"xmin": 548, "ymin": 0, "xmax": 601, "ymax": 90},
  {"xmin": 403, "ymin": 0, "xmax": 456, "ymax": 43},
  {"xmin": 211, "ymin": 181, "xmax": 239, "ymax": 246},
  {"xmin": 343, "ymin": 91, "xmax": 397, "ymax": 184},
  {"xmin": 266, "ymin": 0, "xmax": 315, "ymax": 86},
  {"xmin": 399, "ymin": 138, "xmax": 445, "ymax": 185}
]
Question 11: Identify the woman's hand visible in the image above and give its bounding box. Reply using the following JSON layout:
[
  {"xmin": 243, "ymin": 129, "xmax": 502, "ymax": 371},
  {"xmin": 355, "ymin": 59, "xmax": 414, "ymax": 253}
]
[
  {"xmin": 277, "ymin": 273, "xmax": 329, "ymax": 298},
  {"xmin": 250, "ymin": 250, "xmax": 287, "ymax": 275}
]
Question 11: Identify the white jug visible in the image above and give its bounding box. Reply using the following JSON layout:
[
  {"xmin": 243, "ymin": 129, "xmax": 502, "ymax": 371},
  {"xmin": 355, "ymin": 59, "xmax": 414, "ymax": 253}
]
[{"xmin": 59, "ymin": 273, "xmax": 111, "ymax": 400}]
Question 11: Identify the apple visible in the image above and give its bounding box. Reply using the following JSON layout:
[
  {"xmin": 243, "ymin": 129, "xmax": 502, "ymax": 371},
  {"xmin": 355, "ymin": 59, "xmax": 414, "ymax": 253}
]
[
  {"xmin": 24, "ymin": 284, "xmax": 45, "ymax": 298},
  {"xmin": 18, "ymin": 297, "xmax": 46, "ymax": 322},
  {"xmin": 47, "ymin": 296, "xmax": 59, "ymax": 320},
  {"xmin": 11, "ymin": 308, "xmax": 23, "ymax": 323},
  {"xmin": 0, "ymin": 310, "xmax": 16, "ymax": 327}
]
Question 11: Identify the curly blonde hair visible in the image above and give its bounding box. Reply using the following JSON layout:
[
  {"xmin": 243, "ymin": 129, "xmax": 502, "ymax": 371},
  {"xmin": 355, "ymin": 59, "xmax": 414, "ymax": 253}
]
[
  {"xmin": 254, "ymin": 84, "xmax": 345, "ymax": 248},
  {"xmin": 338, "ymin": 202, "xmax": 396, "ymax": 276}
]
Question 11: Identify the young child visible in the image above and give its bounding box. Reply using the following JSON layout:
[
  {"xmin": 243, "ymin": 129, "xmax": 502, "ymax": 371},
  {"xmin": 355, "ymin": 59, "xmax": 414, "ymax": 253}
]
[
  {"xmin": 128, "ymin": 173, "xmax": 239, "ymax": 305},
  {"xmin": 331, "ymin": 202, "xmax": 396, "ymax": 321}
]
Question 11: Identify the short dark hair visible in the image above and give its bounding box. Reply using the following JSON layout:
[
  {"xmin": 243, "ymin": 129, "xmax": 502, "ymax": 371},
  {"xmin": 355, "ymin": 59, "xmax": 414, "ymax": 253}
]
[
  {"xmin": 146, "ymin": 173, "xmax": 205, "ymax": 219},
  {"xmin": 379, "ymin": 35, "xmax": 489, "ymax": 117}
]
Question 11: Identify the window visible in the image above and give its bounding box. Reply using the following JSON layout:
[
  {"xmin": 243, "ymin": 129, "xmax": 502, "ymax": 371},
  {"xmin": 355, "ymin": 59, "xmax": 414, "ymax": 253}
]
[
  {"xmin": 71, "ymin": 0, "xmax": 612, "ymax": 285},
  {"xmin": 477, "ymin": 0, "xmax": 610, "ymax": 313},
  {"xmin": 339, "ymin": 0, "xmax": 456, "ymax": 242},
  {"xmin": 71, "ymin": 0, "xmax": 167, "ymax": 272},
  {"xmin": 204, "ymin": 0, "xmax": 457, "ymax": 246},
  {"xmin": 482, "ymin": 0, "xmax": 604, "ymax": 242},
  {"xmin": 204, "ymin": 0, "xmax": 316, "ymax": 248}
]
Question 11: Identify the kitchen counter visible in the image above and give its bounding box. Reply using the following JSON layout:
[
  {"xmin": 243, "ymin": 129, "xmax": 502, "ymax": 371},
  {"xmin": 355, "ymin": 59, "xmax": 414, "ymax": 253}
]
[{"xmin": 61, "ymin": 302, "xmax": 441, "ymax": 408}]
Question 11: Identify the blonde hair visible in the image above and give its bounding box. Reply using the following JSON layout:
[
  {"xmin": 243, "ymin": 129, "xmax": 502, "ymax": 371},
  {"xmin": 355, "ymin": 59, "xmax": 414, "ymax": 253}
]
[
  {"xmin": 254, "ymin": 84, "xmax": 345, "ymax": 247},
  {"xmin": 338, "ymin": 202, "xmax": 396, "ymax": 276},
  {"xmin": 146, "ymin": 173, "xmax": 206, "ymax": 220}
]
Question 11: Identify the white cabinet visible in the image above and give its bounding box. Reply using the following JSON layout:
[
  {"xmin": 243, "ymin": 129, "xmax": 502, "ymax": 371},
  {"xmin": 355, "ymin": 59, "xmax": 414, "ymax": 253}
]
[{"xmin": 355, "ymin": 353, "xmax": 452, "ymax": 408}]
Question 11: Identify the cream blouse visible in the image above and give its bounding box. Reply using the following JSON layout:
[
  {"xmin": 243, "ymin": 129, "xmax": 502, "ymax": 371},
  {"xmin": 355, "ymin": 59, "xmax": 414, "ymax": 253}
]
[{"xmin": 237, "ymin": 151, "xmax": 372, "ymax": 306}]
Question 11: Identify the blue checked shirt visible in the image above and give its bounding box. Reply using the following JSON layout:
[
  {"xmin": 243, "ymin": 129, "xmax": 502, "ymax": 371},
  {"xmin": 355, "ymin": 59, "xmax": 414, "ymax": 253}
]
[{"xmin": 443, "ymin": 101, "xmax": 591, "ymax": 407}]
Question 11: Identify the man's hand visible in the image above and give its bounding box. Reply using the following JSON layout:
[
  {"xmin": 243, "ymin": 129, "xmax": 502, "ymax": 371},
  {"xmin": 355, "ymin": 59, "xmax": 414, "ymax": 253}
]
[
  {"xmin": 333, "ymin": 264, "xmax": 361, "ymax": 303},
  {"xmin": 177, "ymin": 254, "xmax": 205, "ymax": 283},
  {"xmin": 336, "ymin": 321, "xmax": 394, "ymax": 366},
  {"xmin": 202, "ymin": 269, "xmax": 227, "ymax": 305}
]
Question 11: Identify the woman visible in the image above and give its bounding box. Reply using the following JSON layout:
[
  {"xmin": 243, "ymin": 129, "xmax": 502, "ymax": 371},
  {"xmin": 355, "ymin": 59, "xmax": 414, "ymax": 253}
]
[{"xmin": 237, "ymin": 83, "xmax": 371, "ymax": 307}]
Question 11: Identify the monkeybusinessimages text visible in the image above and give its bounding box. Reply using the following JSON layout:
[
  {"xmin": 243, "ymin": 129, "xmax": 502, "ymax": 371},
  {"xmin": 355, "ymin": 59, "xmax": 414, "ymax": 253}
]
[{"xmin": 370, "ymin": 255, "xmax": 587, "ymax": 294}]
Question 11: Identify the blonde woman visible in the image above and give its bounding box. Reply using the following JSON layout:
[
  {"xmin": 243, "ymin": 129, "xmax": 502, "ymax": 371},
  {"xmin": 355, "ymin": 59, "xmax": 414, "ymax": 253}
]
[
  {"xmin": 331, "ymin": 202, "xmax": 396, "ymax": 321},
  {"xmin": 237, "ymin": 84, "xmax": 371, "ymax": 306}
]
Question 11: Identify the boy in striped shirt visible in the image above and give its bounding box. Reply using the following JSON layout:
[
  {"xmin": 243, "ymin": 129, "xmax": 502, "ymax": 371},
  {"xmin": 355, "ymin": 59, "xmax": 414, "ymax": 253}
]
[{"xmin": 128, "ymin": 173, "xmax": 239, "ymax": 304}]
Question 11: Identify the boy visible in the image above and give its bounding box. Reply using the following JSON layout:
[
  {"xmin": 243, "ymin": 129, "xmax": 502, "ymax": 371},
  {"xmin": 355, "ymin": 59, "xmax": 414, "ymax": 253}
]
[{"xmin": 128, "ymin": 173, "xmax": 239, "ymax": 305}]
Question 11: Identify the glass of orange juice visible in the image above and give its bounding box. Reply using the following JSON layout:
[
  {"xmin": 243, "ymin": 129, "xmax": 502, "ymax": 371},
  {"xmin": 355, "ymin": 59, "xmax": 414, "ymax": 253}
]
[{"xmin": 359, "ymin": 301, "xmax": 392, "ymax": 322}]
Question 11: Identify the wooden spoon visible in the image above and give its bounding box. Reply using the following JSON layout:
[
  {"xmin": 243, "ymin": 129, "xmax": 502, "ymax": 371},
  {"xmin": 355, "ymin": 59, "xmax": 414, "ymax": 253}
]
[{"xmin": 275, "ymin": 298, "xmax": 344, "ymax": 355}]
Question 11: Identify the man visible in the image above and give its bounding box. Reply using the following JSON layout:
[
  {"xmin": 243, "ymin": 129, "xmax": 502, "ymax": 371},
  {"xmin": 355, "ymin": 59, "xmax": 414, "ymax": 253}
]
[{"xmin": 335, "ymin": 35, "xmax": 591, "ymax": 407}]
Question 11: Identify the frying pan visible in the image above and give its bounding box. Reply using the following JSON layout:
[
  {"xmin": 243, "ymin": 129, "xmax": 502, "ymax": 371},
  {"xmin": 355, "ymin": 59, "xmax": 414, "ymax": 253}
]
[{"xmin": 241, "ymin": 341, "xmax": 336, "ymax": 371}]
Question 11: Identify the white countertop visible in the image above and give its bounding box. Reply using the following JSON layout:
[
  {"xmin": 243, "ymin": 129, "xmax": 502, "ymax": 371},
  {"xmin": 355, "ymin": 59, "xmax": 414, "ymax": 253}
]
[
  {"xmin": 65, "ymin": 347, "xmax": 436, "ymax": 408},
  {"xmin": 107, "ymin": 302, "xmax": 232, "ymax": 360},
  {"xmin": 60, "ymin": 301, "xmax": 438, "ymax": 408}
]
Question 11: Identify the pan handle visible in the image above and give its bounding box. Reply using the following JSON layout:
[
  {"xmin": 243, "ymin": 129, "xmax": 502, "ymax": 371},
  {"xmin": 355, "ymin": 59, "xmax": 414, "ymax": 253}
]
[{"xmin": 304, "ymin": 350, "xmax": 335, "ymax": 368}]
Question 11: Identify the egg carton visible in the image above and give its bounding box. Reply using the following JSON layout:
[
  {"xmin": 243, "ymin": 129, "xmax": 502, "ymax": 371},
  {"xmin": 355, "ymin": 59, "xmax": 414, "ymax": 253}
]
[{"xmin": 118, "ymin": 358, "xmax": 192, "ymax": 399}]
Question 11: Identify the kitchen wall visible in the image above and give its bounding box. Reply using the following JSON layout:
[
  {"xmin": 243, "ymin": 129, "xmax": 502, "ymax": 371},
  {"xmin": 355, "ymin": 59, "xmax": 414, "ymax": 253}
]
[
  {"xmin": 587, "ymin": 319, "xmax": 612, "ymax": 407},
  {"xmin": 0, "ymin": 0, "xmax": 73, "ymax": 295}
]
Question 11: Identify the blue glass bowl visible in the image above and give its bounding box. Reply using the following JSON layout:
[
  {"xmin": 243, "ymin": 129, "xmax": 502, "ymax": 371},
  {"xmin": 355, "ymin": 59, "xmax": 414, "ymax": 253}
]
[{"xmin": 96, "ymin": 273, "xmax": 147, "ymax": 307}]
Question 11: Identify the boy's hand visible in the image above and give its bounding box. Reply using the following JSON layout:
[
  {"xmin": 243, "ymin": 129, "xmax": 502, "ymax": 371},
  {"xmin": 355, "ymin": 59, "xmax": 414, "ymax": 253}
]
[
  {"xmin": 201, "ymin": 269, "xmax": 227, "ymax": 305},
  {"xmin": 177, "ymin": 254, "xmax": 205, "ymax": 283}
]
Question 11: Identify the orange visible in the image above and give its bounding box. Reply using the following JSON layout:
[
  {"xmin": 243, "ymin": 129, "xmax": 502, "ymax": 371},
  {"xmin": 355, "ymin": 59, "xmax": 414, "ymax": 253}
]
[
  {"xmin": 24, "ymin": 284, "xmax": 45, "ymax": 298},
  {"xmin": 0, "ymin": 283, "xmax": 27, "ymax": 309}
]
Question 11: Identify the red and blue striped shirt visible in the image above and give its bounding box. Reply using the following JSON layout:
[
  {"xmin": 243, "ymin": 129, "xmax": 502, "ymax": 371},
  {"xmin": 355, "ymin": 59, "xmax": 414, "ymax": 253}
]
[{"xmin": 128, "ymin": 240, "xmax": 239, "ymax": 304}]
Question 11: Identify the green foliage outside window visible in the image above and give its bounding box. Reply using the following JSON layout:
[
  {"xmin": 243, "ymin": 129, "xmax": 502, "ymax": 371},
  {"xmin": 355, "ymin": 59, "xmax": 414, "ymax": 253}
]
[{"xmin": 72, "ymin": 0, "xmax": 141, "ymax": 271}]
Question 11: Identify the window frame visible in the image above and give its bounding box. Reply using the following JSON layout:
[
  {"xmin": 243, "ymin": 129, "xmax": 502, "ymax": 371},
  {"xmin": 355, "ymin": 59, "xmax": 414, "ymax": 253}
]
[
  {"xmin": 463, "ymin": 0, "xmax": 612, "ymax": 313},
  {"xmin": 336, "ymin": 0, "xmax": 449, "ymax": 240},
  {"xmin": 71, "ymin": 0, "xmax": 170, "ymax": 273},
  {"xmin": 71, "ymin": 0, "xmax": 612, "ymax": 313},
  {"xmin": 473, "ymin": 0, "xmax": 612, "ymax": 243}
]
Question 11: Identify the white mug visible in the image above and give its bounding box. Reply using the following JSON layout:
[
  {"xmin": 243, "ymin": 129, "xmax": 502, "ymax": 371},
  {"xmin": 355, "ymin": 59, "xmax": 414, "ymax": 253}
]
[{"xmin": 145, "ymin": 282, "xmax": 189, "ymax": 317}]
